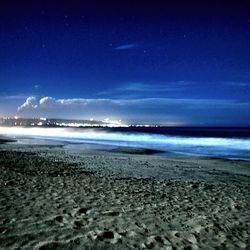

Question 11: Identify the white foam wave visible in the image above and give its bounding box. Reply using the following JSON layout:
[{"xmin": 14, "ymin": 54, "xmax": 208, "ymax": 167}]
[{"xmin": 1, "ymin": 127, "xmax": 250, "ymax": 159}]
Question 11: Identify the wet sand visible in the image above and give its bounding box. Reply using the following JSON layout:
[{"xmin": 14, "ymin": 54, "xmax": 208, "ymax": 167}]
[{"xmin": 0, "ymin": 142, "xmax": 249, "ymax": 249}]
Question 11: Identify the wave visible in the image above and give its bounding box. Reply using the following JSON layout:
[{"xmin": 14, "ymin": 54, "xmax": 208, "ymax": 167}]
[{"xmin": 1, "ymin": 127, "xmax": 250, "ymax": 160}]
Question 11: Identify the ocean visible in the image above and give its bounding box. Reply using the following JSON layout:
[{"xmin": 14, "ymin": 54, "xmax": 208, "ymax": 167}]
[{"xmin": 1, "ymin": 126, "xmax": 250, "ymax": 161}]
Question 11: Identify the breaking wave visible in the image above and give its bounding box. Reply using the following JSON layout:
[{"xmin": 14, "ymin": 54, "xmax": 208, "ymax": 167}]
[{"xmin": 1, "ymin": 127, "xmax": 250, "ymax": 160}]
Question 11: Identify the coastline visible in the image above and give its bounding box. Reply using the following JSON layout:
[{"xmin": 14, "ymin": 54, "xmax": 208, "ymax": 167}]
[
  {"xmin": 1, "ymin": 126, "xmax": 250, "ymax": 161},
  {"xmin": 0, "ymin": 142, "xmax": 249, "ymax": 249}
]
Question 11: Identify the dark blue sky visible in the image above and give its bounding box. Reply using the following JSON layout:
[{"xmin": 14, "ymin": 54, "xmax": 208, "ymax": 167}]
[{"xmin": 0, "ymin": 0, "xmax": 250, "ymax": 125}]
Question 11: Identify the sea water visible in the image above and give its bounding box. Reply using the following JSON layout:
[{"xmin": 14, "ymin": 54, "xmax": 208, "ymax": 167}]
[{"xmin": 0, "ymin": 126, "xmax": 250, "ymax": 161}]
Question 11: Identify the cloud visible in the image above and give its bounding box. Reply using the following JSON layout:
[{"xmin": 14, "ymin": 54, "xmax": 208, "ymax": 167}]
[
  {"xmin": 0, "ymin": 95, "xmax": 28, "ymax": 117},
  {"xmin": 97, "ymin": 80, "xmax": 250, "ymax": 101},
  {"xmin": 0, "ymin": 95, "xmax": 28, "ymax": 100},
  {"xmin": 39, "ymin": 96, "xmax": 56, "ymax": 106},
  {"xmin": 17, "ymin": 96, "xmax": 38, "ymax": 112},
  {"xmin": 118, "ymin": 81, "xmax": 250, "ymax": 93},
  {"xmin": 16, "ymin": 96, "xmax": 250, "ymax": 125},
  {"xmin": 97, "ymin": 81, "xmax": 194, "ymax": 98},
  {"xmin": 114, "ymin": 43, "xmax": 137, "ymax": 50},
  {"xmin": 223, "ymin": 81, "xmax": 250, "ymax": 87},
  {"xmin": 118, "ymin": 81, "xmax": 192, "ymax": 92}
]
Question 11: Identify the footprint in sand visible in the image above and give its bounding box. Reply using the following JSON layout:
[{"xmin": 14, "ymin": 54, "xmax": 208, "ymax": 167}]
[
  {"xmin": 54, "ymin": 215, "xmax": 64, "ymax": 223},
  {"xmin": 78, "ymin": 207, "xmax": 89, "ymax": 214},
  {"xmin": 96, "ymin": 230, "xmax": 122, "ymax": 244}
]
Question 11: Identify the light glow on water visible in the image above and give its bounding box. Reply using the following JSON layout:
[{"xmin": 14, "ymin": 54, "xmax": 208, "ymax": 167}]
[{"xmin": 1, "ymin": 126, "xmax": 250, "ymax": 160}]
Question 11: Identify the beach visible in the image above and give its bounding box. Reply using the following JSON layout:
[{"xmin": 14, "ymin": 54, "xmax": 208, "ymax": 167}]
[{"xmin": 0, "ymin": 141, "xmax": 249, "ymax": 249}]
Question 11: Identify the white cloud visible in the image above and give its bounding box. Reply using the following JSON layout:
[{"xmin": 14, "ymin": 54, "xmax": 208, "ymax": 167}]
[
  {"xmin": 118, "ymin": 81, "xmax": 192, "ymax": 92},
  {"xmin": 16, "ymin": 96, "xmax": 250, "ymax": 125},
  {"xmin": 97, "ymin": 81, "xmax": 194, "ymax": 97},
  {"xmin": 39, "ymin": 96, "xmax": 56, "ymax": 106},
  {"xmin": 114, "ymin": 43, "xmax": 137, "ymax": 50},
  {"xmin": 17, "ymin": 96, "xmax": 38, "ymax": 112},
  {"xmin": 0, "ymin": 95, "xmax": 28, "ymax": 100},
  {"xmin": 223, "ymin": 81, "xmax": 249, "ymax": 87}
]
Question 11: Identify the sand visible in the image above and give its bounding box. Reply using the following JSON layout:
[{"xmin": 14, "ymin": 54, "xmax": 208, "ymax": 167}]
[
  {"xmin": 0, "ymin": 142, "xmax": 249, "ymax": 249},
  {"xmin": 111, "ymin": 146, "xmax": 165, "ymax": 155}
]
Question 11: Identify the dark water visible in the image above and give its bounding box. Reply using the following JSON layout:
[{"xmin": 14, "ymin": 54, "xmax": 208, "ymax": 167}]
[{"xmin": 107, "ymin": 127, "xmax": 250, "ymax": 138}]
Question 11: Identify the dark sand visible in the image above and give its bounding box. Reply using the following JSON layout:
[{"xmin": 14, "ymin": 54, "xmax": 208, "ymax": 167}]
[
  {"xmin": 0, "ymin": 141, "xmax": 249, "ymax": 249},
  {"xmin": 0, "ymin": 138, "xmax": 16, "ymax": 144},
  {"xmin": 112, "ymin": 146, "xmax": 165, "ymax": 155}
]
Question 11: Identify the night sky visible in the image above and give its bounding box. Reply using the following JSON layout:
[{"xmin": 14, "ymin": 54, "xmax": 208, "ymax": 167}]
[{"xmin": 0, "ymin": 0, "xmax": 250, "ymax": 125}]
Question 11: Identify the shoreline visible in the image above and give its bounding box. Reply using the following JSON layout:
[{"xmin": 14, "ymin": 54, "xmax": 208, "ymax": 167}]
[
  {"xmin": 1, "ymin": 135, "xmax": 250, "ymax": 162},
  {"xmin": 1, "ymin": 142, "xmax": 250, "ymax": 183}
]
